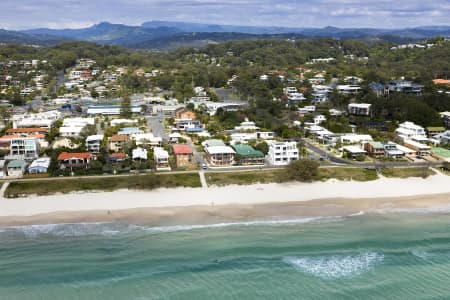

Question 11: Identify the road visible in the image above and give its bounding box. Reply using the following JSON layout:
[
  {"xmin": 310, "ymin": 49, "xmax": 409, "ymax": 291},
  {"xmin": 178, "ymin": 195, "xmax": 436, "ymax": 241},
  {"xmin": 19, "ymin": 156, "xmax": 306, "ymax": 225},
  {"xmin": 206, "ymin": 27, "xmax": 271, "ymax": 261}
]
[
  {"xmin": 301, "ymin": 138, "xmax": 350, "ymax": 164},
  {"xmin": 146, "ymin": 113, "xmax": 168, "ymax": 142},
  {"xmin": 186, "ymin": 136, "xmax": 206, "ymax": 166}
]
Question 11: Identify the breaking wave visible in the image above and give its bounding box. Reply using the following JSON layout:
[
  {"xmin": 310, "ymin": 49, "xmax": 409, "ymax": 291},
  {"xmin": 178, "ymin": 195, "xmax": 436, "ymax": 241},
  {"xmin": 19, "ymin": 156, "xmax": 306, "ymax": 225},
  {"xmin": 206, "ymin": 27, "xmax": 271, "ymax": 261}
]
[{"xmin": 283, "ymin": 252, "xmax": 384, "ymax": 279}]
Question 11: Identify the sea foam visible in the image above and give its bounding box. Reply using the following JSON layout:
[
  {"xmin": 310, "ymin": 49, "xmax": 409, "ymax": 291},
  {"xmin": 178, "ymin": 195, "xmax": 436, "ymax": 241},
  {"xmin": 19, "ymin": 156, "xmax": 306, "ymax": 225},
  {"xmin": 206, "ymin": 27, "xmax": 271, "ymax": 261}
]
[{"xmin": 283, "ymin": 252, "xmax": 384, "ymax": 279}]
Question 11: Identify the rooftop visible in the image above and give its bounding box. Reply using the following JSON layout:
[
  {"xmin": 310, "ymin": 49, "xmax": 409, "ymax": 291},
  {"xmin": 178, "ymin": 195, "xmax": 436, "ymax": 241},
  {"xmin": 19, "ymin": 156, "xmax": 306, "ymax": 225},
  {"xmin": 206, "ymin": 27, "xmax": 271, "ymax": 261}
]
[
  {"xmin": 173, "ymin": 144, "xmax": 193, "ymax": 155},
  {"xmin": 57, "ymin": 152, "xmax": 92, "ymax": 161},
  {"xmin": 232, "ymin": 144, "xmax": 264, "ymax": 157}
]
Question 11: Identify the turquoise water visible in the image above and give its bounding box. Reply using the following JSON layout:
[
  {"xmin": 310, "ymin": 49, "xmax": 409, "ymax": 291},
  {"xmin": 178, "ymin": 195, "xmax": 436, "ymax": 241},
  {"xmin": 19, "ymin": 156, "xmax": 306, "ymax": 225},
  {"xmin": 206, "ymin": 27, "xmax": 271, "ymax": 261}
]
[{"xmin": 2, "ymin": 211, "xmax": 450, "ymax": 299}]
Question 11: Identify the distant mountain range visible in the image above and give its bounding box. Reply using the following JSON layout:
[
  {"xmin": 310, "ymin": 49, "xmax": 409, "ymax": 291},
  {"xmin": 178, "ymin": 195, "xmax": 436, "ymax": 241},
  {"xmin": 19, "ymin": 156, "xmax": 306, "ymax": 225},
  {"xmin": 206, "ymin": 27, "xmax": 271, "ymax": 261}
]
[{"xmin": 0, "ymin": 21, "xmax": 448, "ymax": 49}]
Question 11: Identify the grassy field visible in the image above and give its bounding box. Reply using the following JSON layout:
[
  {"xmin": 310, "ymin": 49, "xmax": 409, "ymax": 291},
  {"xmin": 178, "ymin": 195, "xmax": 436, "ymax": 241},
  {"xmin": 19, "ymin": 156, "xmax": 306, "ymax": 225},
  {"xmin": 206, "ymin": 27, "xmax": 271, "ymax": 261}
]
[
  {"xmin": 380, "ymin": 167, "xmax": 436, "ymax": 179},
  {"xmin": 318, "ymin": 167, "xmax": 379, "ymax": 182},
  {"xmin": 5, "ymin": 173, "xmax": 201, "ymax": 198},
  {"xmin": 206, "ymin": 169, "xmax": 285, "ymax": 186}
]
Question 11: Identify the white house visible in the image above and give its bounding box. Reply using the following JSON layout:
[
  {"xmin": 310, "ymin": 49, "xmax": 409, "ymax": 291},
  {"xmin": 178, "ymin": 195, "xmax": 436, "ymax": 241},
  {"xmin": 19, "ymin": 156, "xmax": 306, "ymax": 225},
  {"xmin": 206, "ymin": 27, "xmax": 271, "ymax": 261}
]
[
  {"xmin": 266, "ymin": 141, "xmax": 299, "ymax": 166},
  {"xmin": 132, "ymin": 147, "xmax": 148, "ymax": 161},
  {"xmin": 131, "ymin": 133, "xmax": 162, "ymax": 147},
  {"xmin": 28, "ymin": 157, "xmax": 51, "ymax": 174},
  {"xmin": 86, "ymin": 135, "xmax": 104, "ymax": 153},
  {"xmin": 340, "ymin": 134, "xmax": 373, "ymax": 144},
  {"xmin": 154, "ymin": 147, "xmax": 170, "ymax": 170},
  {"xmin": 396, "ymin": 122, "xmax": 427, "ymax": 141},
  {"xmin": 12, "ymin": 110, "xmax": 62, "ymax": 128},
  {"xmin": 348, "ymin": 103, "xmax": 371, "ymax": 116},
  {"xmin": 7, "ymin": 159, "xmax": 27, "ymax": 177},
  {"xmin": 8, "ymin": 138, "xmax": 40, "ymax": 160},
  {"xmin": 60, "ymin": 117, "xmax": 95, "ymax": 137},
  {"xmin": 234, "ymin": 119, "xmax": 259, "ymax": 131}
]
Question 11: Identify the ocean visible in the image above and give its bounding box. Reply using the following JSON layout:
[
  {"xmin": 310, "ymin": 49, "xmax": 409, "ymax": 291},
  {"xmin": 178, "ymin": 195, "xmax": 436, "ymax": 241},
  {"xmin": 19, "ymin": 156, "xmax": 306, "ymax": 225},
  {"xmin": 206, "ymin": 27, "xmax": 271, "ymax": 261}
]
[{"xmin": 2, "ymin": 210, "xmax": 450, "ymax": 299}]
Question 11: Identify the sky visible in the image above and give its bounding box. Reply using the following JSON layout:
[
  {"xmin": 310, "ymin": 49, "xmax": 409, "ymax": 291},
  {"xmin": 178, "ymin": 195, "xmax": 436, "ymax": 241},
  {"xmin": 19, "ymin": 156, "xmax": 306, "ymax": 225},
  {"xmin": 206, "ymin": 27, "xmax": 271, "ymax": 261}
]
[{"xmin": 1, "ymin": 0, "xmax": 450, "ymax": 30}]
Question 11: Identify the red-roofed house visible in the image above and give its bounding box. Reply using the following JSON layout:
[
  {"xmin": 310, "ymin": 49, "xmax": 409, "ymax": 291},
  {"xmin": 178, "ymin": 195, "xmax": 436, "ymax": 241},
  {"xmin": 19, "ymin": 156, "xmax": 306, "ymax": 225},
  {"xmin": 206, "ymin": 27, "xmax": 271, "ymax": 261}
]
[
  {"xmin": 57, "ymin": 152, "xmax": 92, "ymax": 168},
  {"xmin": 134, "ymin": 68, "xmax": 145, "ymax": 76},
  {"xmin": 6, "ymin": 127, "xmax": 48, "ymax": 137},
  {"xmin": 172, "ymin": 144, "xmax": 194, "ymax": 167}
]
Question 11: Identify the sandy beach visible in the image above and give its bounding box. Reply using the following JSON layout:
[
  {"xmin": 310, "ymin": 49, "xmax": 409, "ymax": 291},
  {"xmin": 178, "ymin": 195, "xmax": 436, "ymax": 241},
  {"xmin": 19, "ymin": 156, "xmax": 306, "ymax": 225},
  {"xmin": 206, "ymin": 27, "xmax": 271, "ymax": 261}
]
[{"xmin": 1, "ymin": 173, "xmax": 450, "ymax": 226}]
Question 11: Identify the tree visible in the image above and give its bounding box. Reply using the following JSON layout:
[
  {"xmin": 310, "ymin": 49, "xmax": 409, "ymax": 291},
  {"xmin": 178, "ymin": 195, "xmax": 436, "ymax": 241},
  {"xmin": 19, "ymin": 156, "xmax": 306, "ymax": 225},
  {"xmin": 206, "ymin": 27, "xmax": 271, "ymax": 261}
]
[
  {"xmin": 285, "ymin": 159, "xmax": 320, "ymax": 182},
  {"xmin": 120, "ymin": 94, "xmax": 132, "ymax": 118}
]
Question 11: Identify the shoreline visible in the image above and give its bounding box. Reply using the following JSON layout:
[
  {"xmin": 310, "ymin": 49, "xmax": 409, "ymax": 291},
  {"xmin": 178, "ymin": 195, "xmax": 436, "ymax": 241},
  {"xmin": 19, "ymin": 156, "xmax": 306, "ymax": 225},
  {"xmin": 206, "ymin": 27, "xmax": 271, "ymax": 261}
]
[{"xmin": 1, "ymin": 174, "xmax": 450, "ymax": 226}]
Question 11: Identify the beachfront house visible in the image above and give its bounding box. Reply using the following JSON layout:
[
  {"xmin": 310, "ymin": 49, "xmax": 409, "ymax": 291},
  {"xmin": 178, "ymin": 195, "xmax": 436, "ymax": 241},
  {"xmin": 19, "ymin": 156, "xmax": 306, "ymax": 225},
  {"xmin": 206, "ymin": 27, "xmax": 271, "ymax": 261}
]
[
  {"xmin": 132, "ymin": 147, "xmax": 148, "ymax": 161},
  {"xmin": 8, "ymin": 137, "xmax": 40, "ymax": 160},
  {"xmin": 57, "ymin": 152, "xmax": 92, "ymax": 169},
  {"xmin": 403, "ymin": 140, "xmax": 431, "ymax": 157},
  {"xmin": 28, "ymin": 157, "xmax": 51, "ymax": 174},
  {"xmin": 108, "ymin": 152, "xmax": 127, "ymax": 163},
  {"xmin": 202, "ymin": 140, "xmax": 236, "ymax": 166},
  {"xmin": 383, "ymin": 143, "xmax": 405, "ymax": 159},
  {"xmin": 342, "ymin": 146, "xmax": 367, "ymax": 159},
  {"xmin": 172, "ymin": 144, "xmax": 194, "ymax": 168},
  {"xmin": 7, "ymin": 159, "xmax": 27, "ymax": 177},
  {"xmin": 154, "ymin": 147, "xmax": 170, "ymax": 170},
  {"xmin": 364, "ymin": 142, "xmax": 385, "ymax": 158},
  {"xmin": 232, "ymin": 144, "xmax": 265, "ymax": 165},
  {"xmin": 266, "ymin": 141, "xmax": 299, "ymax": 166}
]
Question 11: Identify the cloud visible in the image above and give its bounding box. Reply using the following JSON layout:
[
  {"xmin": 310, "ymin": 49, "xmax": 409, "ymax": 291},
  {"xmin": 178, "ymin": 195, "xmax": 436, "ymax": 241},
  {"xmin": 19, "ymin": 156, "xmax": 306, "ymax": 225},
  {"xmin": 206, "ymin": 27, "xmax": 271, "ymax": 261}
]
[{"xmin": 0, "ymin": 0, "xmax": 449, "ymax": 29}]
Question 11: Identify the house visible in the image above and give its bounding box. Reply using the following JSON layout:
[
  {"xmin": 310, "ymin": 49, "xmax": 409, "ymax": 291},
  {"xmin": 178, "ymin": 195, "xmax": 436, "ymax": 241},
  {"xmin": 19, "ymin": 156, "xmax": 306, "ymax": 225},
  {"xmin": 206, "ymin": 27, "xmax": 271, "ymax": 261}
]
[
  {"xmin": 6, "ymin": 127, "xmax": 48, "ymax": 137},
  {"xmin": 232, "ymin": 144, "xmax": 265, "ymax": 165},
  {"xmin": 57, "ymin": 152, "xmax": 92, "ymax": 168},
  {"xmin": 433, "ymin": 130, "xmax": 450, "ymax": 145},
  {"xmin": 86, "ymin": 135, "xmax": 104, "ymax": 153},
  {"xmin": 60, "ymin": 117, "xmax": 95, "ymax": 137},
  {"xmin": 109, "ymin": 135, "xmax": 130, "ymax": 152},
  {"xmin": 7, "ymin": 159, "xmax": 27, "ymax": 177},
  {"xmin": 266, "ymin": 141, "xmax": 299, "ymax": 166},
  {"xmin": 440, "ymin": 112, "xmax": 450, "ymax": 128},
  {"xmin": 234, "ymin": 119, "xmax": 259, "ymax": 131},
  {"xmin": 388, "ymin": 80, "xmax": 423, "ymax": 94},
  {"xmin": 169, "ymin": 132, "xmax": 182, "ymax": 143},
  {"xmin": 384, "ymin": 143, "xmax": 405, "ymax": 159},
  {"xmin": 404, "ymin": 140, "xmax": 431, "ymax": 157},
  {"xmin": 342, "ymin": 146, "xmax": 367, "ymax": 159},
  {"xmin": 340, "ymin": 134, "xmax": 373, "ymax": 144},
  {"xmin": 369, "ymin": 82, "xmax": 388, "ymax": 97},
  {"xmin": 175, "ymin": 108, "xmax": 196, "ymax": 120},
  {"xmin": 108, "ymin": 152, "xmax": 127, "ymax": 163},
  {"xmin": 9, "ymin": 138, "xmax": 40, "ymax": 160},
  {"xmin": 336, "ymin": 85, "xmax": 361, "ymax": 95},
  {"xmin": 154, "ymin": 147, "xmax": 170, "ymax": 170},
  {"xmin": 396, "ymin": 122, "xmax": 427, "ymax": 140},
  {"xmin": 426, "ymin": 127, "xmax": 446, "ymax": 137},
  {"xmin": 28, "ymin": 157, "xmax": 51, "ymax": 174},
  {"xmin": 348, "ymin": 103, "xmax": 371, "ymax": 116},
  {"xmin": 87, "ymin": 105, "xmax": 142, "ymax": 115},
  {"xmin": 131, "ymin": 133, "xmax": 162, "ymax": 147},
  {"xmin": 117, "ymin": 127, "xmax": 144, "ymax": 136},
  {"xmin": 172, "ymin": 144, "xmax": 194, "ymax": 167},
  {"xmin": 204, "ymin": 145, "xmax": 236, "ymax": 166},
  {"xmin": 132, "ymin": 147, "xmax": 148, "ymax": 161},
  {"xmin": 364, "ymin": 142, "xmax": 385, "ymax": 158},
  {"xmin": 12, "ymin": 110, "xmax": 61, "ymax": 128}
]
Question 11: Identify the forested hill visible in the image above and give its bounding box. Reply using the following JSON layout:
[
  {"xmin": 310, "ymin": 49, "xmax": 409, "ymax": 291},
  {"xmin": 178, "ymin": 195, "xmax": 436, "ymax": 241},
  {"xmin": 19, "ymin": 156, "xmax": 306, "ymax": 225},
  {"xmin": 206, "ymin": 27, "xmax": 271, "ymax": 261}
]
[{"xmin": 0, "ymin": 22, "xmax": 448, "ymax": 49}]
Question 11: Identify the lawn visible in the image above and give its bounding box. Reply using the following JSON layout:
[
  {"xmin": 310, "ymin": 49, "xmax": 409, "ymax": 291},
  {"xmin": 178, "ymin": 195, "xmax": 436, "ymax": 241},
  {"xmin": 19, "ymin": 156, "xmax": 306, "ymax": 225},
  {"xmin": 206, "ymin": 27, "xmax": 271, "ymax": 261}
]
[{"xmin": 380, "ymin": 167, "xmax": 436, "ymax": 179}]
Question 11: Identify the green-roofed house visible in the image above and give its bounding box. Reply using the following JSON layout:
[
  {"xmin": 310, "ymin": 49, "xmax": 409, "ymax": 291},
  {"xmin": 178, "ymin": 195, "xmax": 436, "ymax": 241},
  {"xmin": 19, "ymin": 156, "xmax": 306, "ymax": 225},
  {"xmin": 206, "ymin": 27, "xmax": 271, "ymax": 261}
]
[
  {"xmin": 364, "ymin": 141, "xmax": 385, "ymax": 158},
  {"xmin": 7, "ymin": 159, "xmax": 27, "ymax": 178},
  {"xmin": 232, "ymin": 144, "xmax": 265, "ymax": 165}
]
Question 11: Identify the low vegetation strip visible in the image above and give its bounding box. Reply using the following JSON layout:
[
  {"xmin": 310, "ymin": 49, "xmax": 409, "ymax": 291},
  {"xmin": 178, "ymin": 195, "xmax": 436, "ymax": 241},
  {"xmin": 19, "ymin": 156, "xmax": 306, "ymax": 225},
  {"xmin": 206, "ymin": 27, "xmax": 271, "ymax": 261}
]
[
  {"xmin": 4, "ymin": 173, "xmax": 201, "ymax": 198},
  {"xmin": 380, "ymin": 167, "xmax": 436, "ymax": 179},
  {"xmin": 205, "ymin": 167, "xmax": 381, "ymax": 186}
]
